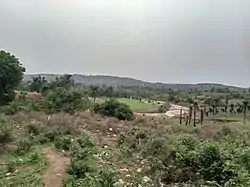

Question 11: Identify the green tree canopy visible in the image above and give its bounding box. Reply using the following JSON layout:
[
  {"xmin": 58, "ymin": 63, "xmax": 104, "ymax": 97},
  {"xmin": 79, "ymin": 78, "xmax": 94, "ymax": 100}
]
[{"xmin": 0, "ymin": 50, "xmax": 25, "ymax": 105}]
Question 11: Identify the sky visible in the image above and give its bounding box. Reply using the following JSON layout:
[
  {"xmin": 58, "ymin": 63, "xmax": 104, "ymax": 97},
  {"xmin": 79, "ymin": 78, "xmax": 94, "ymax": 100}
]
[{"xmin": 0, "ymin": 0, "xmax": 249, "ymax": 87}]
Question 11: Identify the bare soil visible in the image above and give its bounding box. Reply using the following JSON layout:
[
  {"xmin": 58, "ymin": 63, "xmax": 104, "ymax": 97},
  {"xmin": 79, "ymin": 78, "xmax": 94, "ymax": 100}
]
[{"xmin": 42, "ymin": 147, "xmax": 70, "ymax": 187}]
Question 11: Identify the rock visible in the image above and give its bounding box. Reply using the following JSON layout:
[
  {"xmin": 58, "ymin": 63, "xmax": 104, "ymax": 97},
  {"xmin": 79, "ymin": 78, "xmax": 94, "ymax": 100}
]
[
  {"xmin": 114, "ymin": 179, "xmax": 124, "ymax": 187},
  {"xmin": 6, "ymin": 173, "xmax": 11, "ymax": 176},
  {"xmin": 118, "ymin": 179, "xmax": 124, "ymax": 183},
  {"xmin": 142, "ymin": 176, "xmax": 151, "ymax": 183},
  {"xmin": 120, "ymin": 168, "xmax": 129, "ymax": 172},
  {"xmin": 137, "ymin": 168, "xmax": 142, "ymax": 173}
]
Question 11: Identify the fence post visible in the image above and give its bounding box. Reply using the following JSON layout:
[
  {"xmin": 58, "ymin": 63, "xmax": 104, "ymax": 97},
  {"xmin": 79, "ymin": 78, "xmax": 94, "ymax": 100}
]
[
  {"xmin": 193, "ymin": 103, "xmax": 198, "ymax": 127},
  {"xmin": 185, "ymin": 115, "xmax": 189, "ymax": 125},
  {"xmin": 193, "ymin": 106, "xmax": 196, "ymax": 127},
  {"xmin": 243, "ymin": 107, "xmax": 247, "ymax": 124},
  {"xmin": 180, "ymin": 108, "xmax": 183, "ymax": 124},
  {"xmin": 200, "ymin": 109, "xmax": 204, "ymax": 125},
  {"xmin": 189, "ymin": 106, "xmax": 193, "ymax": 124}
]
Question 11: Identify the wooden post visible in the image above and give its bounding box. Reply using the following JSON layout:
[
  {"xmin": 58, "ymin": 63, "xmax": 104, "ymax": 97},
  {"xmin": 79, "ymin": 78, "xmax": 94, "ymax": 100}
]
[
  {"xmin": 189, "ymin": 106, "xmax": 193, "ymax": 124},
  {"xmin": 180, "ymin": 109, "xmax": 183, "ymax": 124},
  {"xmin": 193, "ymin": 106, "xmax": 196, "ymax": 127},
  {"xmin": 185, "ymin": 115, "xmax": 189, "ymax": 125},
  {"xmin": 200, "ymin": 109, "xmax": 204, "ymax": 125},
  {"xmin": 204, "ymin": 106, "xmax": 208, "ymax": 116},
  {"xmin": 243, "ymin": 107, "xmax": 247, "ymax": 124}
]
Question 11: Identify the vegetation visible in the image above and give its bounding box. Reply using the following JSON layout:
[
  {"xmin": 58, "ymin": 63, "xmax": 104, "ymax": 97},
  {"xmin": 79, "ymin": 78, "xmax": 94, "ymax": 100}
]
[
  {"xmin": 95, "ymin": 97, "xmax": 159, "ymax": 113},
  {"xmin": 0, "ymin": 50, "xmax": 25, "ymax": 105},
  {"xmin": 0, "ymin": 51, "xmax": 250, "ymax": 186},
  {"xmin": 44, "ymin": 87, "xmax": 90, "ymax": 114},
  {"xmin": 94, "ymin": 99, "xmax": 134, "ymax": 120}
]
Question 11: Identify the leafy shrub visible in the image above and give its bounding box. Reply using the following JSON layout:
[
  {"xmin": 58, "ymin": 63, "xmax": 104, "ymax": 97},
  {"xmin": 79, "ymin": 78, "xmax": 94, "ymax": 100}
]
[
  {"xmin": 94, "ymin": 99, "xmax": 134, "ymax": 120},
  {"xmin": 26, "ymin": 121, "xmax": 42, "ymax": 135},
  {"xmin": 69, "ymin": 160, "xmax": 95, "ymax": 178},
  {"xmin": 75, "ymin": 134, "xmax": 95, "ymax": 148},
  {"xmin": 16, "ymin": 138, "xmax": 34, "ymax": 155},
  {"xmin": 146, "ymin": 135, "xmax": 250, "ymax": 186},
  {"xmin": 0, "ymin": 101, "xmax": 21, "ymax": 115},
  {"xmin": 158, "ymin": 102, "xmax": 170, "ymax": 113},
  {"xmin": 44, "ymin": 87, "xmax": 90, "ymax": 114},
  {"xmin": 97, "ymin": 166, "xmax": 116, "ymax": 186},
  {"xmin": 66, "ymin": 166, "xmax": 116, "ymax": 187},
  {"xmin": 0, "ymin": 120, "xmax": 12, "ymax": 144},
  {"xmin": 54, "ymin": 135, "xmax": 72, "ymax": 150}
]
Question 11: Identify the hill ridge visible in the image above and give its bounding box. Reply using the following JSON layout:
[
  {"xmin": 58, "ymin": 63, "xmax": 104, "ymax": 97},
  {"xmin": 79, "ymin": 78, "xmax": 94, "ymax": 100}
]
[{"xmin": 23, "ymin": 74, "xmax": 246, "ymax": 92}]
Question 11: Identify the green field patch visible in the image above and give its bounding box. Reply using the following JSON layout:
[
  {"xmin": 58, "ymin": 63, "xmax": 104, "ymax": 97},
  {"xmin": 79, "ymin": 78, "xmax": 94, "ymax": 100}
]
[{"xmin": 94, "ymin": 98, "xmax": 158, "ymax": 113}]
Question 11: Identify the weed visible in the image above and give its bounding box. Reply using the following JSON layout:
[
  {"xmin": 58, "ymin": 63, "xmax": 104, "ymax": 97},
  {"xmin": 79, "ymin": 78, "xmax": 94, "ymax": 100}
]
[{"xmin": 0, "ymin": 120, "xmax": 12, "ymax": 144}]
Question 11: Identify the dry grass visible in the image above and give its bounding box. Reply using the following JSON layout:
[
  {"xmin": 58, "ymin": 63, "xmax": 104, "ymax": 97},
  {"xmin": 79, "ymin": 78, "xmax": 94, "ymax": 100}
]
[{"xmin": 2, "ymin": 110, "xmax": 250, "ymax": 186}]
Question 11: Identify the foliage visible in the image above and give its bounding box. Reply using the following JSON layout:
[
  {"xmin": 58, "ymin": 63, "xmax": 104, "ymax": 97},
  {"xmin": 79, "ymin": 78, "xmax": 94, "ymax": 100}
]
[
  {"xmin": 44, "ymin": 87, "xmax": 90, "ymax": 114},
  {"xmin": 0, "ymin": 119, "xmax": 12, "ymax": 144},
  {"xmin": 54, "ymin": 135, "xmax": 72, "ymax": 150},
  {"xmin": 48, "ymin": 74, "xmax": 74, "ymax": 90},
  {"xmin": 0, "ymin": 51, "xmax": 26, "ymax": 105},
  {"xmin": 94, "ymin": 99, "xmax": 134, "ymax": 120},
  {"xmin": 28, "ymin": 75, "xmax": 47, "ymax": 94}
]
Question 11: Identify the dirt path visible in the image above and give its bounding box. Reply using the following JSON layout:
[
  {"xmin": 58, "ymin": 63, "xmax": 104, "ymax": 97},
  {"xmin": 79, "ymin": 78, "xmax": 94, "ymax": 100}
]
[
  {"xmin": 42, "ymin": 147, "xmax": 70, "ymax": 187},
  {"xmin": 135, "ymin": 103, "xmax": 189, "ymax": 118},
  {"xmin": 165, "ymin": 103, "xmax": 189, "ymax": 117}
]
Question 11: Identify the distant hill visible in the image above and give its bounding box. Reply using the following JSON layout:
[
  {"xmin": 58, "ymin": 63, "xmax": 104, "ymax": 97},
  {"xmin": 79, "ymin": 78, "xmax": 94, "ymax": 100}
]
[{"xmin": 23, "ymin": 74, "xmax": 247, "ymax": 92}]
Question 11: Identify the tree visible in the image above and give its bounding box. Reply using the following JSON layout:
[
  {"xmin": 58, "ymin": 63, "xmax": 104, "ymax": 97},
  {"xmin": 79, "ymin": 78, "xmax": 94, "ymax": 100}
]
[
  {"xmin": 0, "ymin": 50, "xmax": 25, "ymax": 105},
  {"xmin": 44, "ymin": 87, "xmax": 90, "ymax": 114},
  {"xmin": 242, "ymin": 100, "xmax": 249, "ymax": 124},
  {"xmin": 229, "ymin": 103, "xmax": 235, "ymax": 113},
  {"xmin": 29, "ymin": 75, "xmax": 47, "ymax": 94},
  {"xmin": 93, "ymin": 99, "xmax": 134, "ymax": 120},
  {"xmin": 90, "ymin": 85, "xmax": 99, "ymax": 102},
  {"xmin": 48, "ymin": 74, "xmax": 74, "ymax": 89},
  {"xmin": 104, "ymin": 86, "xmax": 114, "ymax": 99}
]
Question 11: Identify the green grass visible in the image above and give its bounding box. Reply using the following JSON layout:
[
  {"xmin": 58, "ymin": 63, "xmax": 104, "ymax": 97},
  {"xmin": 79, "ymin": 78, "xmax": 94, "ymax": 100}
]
[
  {"xmin": 95, "ymin": 97, "xmax": 159, "ymax": 113},
  {"xmin": 0, "ymin": 145, "xmax": 46, "ymax": 187}
]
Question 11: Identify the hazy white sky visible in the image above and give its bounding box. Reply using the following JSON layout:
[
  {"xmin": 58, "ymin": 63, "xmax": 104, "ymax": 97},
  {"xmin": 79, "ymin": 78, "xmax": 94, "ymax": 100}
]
[{"xmin": 0, "ymin": 0, "xmax": 249, "ymax": 87}]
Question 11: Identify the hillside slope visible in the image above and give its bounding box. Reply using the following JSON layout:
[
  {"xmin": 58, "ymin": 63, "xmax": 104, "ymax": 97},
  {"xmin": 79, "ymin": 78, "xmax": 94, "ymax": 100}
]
[{"xmin": 23, "ymin": 74, "xmax": 246, "ymax": 92}]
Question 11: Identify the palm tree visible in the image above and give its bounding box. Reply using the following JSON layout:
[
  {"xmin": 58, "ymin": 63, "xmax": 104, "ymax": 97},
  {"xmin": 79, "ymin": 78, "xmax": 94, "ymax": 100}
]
[
  {"xmin": 90, "ymin": 85, "xmax": 99, "ymax": 102},
  {"xmin": 193, "ymin": 102, "xmax": 198, "ymax": 127},
  {"xmin": 29, "ymin": 75, "xmax": 44, "ymax": 94},
  {"xmin": 242, "ymin": 100, "xmax": 249, "ymax": 124}
]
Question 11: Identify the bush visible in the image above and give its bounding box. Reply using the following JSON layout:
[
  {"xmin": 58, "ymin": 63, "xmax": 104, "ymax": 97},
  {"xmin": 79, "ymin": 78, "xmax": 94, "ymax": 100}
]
[
  {"xmin": 158, "ymin": 102, "xmax": 170, "ymax": 113},
  {"xmin": 26, "ymin": 121, "xmax": 42, "ymax": 135},
  {"xmin": 44, "ymin": 87, "xmax": 91, "ymax": 114},
  {"xmin": 94, "ymin": 99, "xmax": 134, "ymax": 120},
  {"xmin": 0, "ymin": 120, "xmax": 12, "ymax": 144},
  {"xmin": 0, "ymin": 101, "xmax": 21, "ymax": 115},
  {"xmin": 69, "ymin": 160, "xmax": 95, "ymax": 179},
  {"xmin": 54, "ymin": 135, "xmax": 72, "ymax": 151},
  {"xmin": 16, "ymin": 138, "xmax": 34, "ymax": 155},
  {"xmin": 146, "ymin": 134, "xmax": 250, "ymax": 186}
]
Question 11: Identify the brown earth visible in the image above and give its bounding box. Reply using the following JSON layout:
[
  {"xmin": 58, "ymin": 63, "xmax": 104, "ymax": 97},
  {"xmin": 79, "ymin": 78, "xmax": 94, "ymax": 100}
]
[{"xmin": 42, "ymin": 147, "xmax": 70, "ymax": 187}]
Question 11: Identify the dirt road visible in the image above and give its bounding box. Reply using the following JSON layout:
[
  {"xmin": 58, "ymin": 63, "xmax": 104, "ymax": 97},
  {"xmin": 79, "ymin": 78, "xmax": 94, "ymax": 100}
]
[
  {"xmin": 135, "ymin": 103, "xmax": 189, "ymax": 118},
  {"xmin": 165, "ymin": 104, "xmax": 189, "ymax": 117}
]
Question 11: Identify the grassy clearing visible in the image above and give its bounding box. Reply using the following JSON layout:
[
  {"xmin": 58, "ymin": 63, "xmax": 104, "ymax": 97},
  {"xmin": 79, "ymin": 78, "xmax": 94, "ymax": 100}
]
[{"xmin": 95, "ymin": 97, "xmax": 159, "ymax": 113}]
